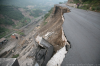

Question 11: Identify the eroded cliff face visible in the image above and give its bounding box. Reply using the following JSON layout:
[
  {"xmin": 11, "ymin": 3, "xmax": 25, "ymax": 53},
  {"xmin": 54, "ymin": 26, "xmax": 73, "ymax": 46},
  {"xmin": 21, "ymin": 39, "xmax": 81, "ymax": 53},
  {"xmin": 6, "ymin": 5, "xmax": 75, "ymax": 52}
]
[{"xmin": 35, "ymin": 5, "xmax": 70, "ymax": 52}]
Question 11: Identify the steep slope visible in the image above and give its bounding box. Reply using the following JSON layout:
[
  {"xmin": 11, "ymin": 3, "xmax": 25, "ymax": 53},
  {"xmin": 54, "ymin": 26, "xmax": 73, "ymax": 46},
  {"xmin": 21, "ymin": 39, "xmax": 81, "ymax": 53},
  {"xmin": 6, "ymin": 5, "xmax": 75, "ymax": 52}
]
[
  {"xmin": 0, "ymin": 5, "xmax": 25, "ymax": 38},
  {"xmin": 35, "ymin": 5, "xmax": 70, "ymax": 52},
  {"xmin": 67, "ymin": 0, "xmax": 100, "ymax": 12}
]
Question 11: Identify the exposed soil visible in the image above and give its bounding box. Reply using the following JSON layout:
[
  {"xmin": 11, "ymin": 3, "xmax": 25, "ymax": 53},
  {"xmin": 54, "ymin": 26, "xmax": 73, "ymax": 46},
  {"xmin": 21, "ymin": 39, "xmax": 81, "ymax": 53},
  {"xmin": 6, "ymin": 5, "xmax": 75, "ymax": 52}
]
[{"xmin": 35, "ymin": 5, "xmax": 70, "ymax": 52}]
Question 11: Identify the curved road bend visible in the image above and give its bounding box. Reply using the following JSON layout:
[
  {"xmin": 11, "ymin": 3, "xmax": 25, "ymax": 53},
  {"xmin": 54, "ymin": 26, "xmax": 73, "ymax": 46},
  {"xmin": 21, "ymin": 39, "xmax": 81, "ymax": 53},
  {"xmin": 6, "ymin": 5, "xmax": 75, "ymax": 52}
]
[{"xmin": 60, "ymin": 5, "xmax": 100, "ymax": 65}]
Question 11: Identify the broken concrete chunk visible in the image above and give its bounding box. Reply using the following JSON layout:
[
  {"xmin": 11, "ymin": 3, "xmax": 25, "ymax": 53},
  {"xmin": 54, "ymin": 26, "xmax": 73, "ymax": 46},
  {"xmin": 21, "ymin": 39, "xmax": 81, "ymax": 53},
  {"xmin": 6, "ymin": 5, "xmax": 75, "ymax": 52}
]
[
  {"xmin": 0, "ymin": 58, "xmax": 19, "ymax": 66},
  {"xmin": 36, "ymin": 36, "xmax": 42, "ymax": 44},
  {"xmin": 35, "ymin": 63, "xmax": 39, "ymax": 66},
  {"xmin": 44, "ymin": 32, "xmax": 54, "ymax": 39},
  {"xmin": 35, "ymin": 38, "xmax": 54, "ymax": 66},
  {"xmin": 40, "ymin": 38, "xmax": 52, "ymax": 48},
  {"xmin": 47, "ymin": 46, "xmax": 67, "ymax": 66},
  {"xmin": 36, "ymin": 49, "xmax": 47, "ymax": 64}
]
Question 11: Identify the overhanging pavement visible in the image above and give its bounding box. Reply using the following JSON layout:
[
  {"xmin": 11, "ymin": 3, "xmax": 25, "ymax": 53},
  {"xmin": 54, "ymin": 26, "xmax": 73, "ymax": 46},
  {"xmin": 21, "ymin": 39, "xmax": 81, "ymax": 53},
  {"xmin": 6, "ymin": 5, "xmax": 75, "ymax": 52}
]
[{"xmin": 61, "ymin": 5, "xmax": 100, "ymax": 66}]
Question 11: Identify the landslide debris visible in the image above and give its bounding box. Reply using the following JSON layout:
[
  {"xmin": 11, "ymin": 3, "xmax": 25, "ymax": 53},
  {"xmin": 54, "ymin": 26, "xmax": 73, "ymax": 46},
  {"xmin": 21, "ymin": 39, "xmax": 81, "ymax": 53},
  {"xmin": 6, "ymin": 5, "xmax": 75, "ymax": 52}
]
[{"xmin": 35, "ymin": 5, "xmax": 70, "ymax": 52}]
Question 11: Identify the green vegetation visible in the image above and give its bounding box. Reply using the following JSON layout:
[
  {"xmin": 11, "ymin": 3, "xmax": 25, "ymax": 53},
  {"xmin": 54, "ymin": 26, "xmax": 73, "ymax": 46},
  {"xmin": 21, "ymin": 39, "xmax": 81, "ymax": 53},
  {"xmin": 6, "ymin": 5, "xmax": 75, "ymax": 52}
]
[
  {"xmin": 79, "ymin": 5, "xmax": 90, "ymax": 10},
  {"xmin": 0, "ymin": 5, "xmax": 32, "ymax": 38},
  {"xmin": 0, "ymin": 5, "xmax": 24, "ymax": 20},
  {"xmin": 59, "ymin": 2, "xmax": 63, "ymax": 4},
  {"xmin": 0, "ymin": 5, "xmax": 31, "ymax": 38},
  {"xmin": 73, "ymin": 0, "xmax": 100, "ymax": 11},
  {"xmin": 20, "ymin": 18, "xmax": 31, "ymax": 26},
  {"xmin": 82, "ymin": 0, "xmax": 99, "ymax": 3},
  {"xmin": 44, "ymin": 13, "xmax": 50, "ymax": 20},
  {"xmin": 73, "ymin": 0, "xmax": 80, "ymax": 3},
  {"xmin": 0, "ymin": 17, "xmax": 14, "ymax": 25},
  {"xmin": 0, "ymin": 27, "xmax": 9, "ymax": 33},
  {"xmin": 5, "ymin": 33, "xmax": 12, "ymax": 38},
  {"xmin": 16, "ymin": 31, "xmax": 25, "ymax": 36},
  {"xmin": 44, "ymin": 22, "xmax": 47, "ymax": 25},
  {"xmin": 19, "ymin": 32, "xmax": 25, "ymax": 36},
  {"xmin": 42, "ymin": 8, "xmax": 53, "ymax": 26},
  {"xmin": 0, "ymin": 27, "xmax": 9, "ymax": 38},
  {"xmin": 13, "ymin": 18, "xmax": 31, "ymax": 29},
  {"xmin": 44, "ymin": 8, "xmax": 53, "ymax": 20},
  {"xmin": 0, "ymin": 32, "xmax": 6, "ymax": 39},
  {"xmin": 30, "ymin": 9, "xmax": 43, "ymax": 17},
  {"xmin": 73, "ymin": 0, "xmax": 100, "ymax": 4},
  {"xmin": 12, "ymin": 54, "xmax": 19, "ymax": 58}
]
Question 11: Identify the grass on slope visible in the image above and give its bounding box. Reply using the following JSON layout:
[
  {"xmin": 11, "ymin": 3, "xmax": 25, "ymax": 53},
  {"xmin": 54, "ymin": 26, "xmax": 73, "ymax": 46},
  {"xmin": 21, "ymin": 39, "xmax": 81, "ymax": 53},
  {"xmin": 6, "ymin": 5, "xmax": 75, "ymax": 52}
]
[
  {"xmin": 0, "ymin": 5, "xmax": 24, "ymax": 20},
  {"xmin": 73, "ymin": 0, "xmax": 100, "ymax": 12}
]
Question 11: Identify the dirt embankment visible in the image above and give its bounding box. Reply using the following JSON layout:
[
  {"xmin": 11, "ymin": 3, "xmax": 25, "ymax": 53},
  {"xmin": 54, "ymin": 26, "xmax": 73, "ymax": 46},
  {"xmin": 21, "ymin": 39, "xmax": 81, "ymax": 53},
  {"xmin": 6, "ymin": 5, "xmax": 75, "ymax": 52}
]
[{"xmin": 35, "ymin": 5, "xmax": 70, "ymax": 52}]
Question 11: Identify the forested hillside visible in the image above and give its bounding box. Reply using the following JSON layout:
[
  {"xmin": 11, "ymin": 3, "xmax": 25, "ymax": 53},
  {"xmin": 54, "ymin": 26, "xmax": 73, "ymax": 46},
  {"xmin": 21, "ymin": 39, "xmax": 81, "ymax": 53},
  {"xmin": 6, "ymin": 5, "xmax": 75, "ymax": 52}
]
[
  {"xmin": 69, "ymin": 0, "xmax": 100, "ymax": 11},
  {"xmin": 30, "ymin": 9, "xmax": 43, "ymax": 17},
  {"xmin": 0, "ymin": 5, "xmax": 31, "ymax": 38},
  {"xmin": 0, "ymin": 5, "xmax": 24, "ymax": 25}
]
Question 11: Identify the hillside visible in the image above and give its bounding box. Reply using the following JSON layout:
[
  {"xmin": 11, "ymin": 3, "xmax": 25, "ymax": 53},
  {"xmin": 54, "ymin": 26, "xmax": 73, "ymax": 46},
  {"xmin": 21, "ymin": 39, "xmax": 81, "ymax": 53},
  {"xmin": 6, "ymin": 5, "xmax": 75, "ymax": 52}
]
[
  {"xmin": 0, "ymin": 5, "xmax": 31, "ymax": 38},
  {"xmin": 67, "ymin": 0, "xmax": 100, "ymax": 12},
  {"xmin": 0, "ymin": 0, "xmax": 67, "ymax": 12},
  {"xmin": 35, "ymin": 5, "xmax": 70, "ymax": 52},
  {"xmin": 0, "ymin": 0, "xmax": 66, "ymax": 6}
]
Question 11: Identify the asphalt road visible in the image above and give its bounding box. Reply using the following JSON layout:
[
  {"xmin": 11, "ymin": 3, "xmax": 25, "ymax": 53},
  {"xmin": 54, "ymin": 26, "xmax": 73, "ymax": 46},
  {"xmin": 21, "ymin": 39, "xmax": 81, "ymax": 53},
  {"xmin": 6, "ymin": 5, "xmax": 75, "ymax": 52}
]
[{"xmin": 61, "ymin": 5, "xmax": 100, "ymax": 66}]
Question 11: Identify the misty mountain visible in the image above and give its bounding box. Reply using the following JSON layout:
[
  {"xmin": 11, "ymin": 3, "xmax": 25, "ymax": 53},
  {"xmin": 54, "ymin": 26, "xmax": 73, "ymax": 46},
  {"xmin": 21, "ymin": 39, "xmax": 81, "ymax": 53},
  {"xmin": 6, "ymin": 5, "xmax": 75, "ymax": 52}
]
[{"xmin": 0, "ymin": 0, "xmax": 67, "ymax": 7}]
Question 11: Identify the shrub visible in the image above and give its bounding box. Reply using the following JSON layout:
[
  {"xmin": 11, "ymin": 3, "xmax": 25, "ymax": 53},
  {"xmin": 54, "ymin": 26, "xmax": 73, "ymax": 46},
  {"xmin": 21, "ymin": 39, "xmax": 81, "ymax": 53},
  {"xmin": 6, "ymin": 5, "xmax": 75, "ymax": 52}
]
[
  {"xmin": 44, "ymin": 8, "xmax": 53, "ymax": 20},
  {"xmin": 0, "ymin": 18, "xmax": 14, "ymax": 25},
  {"xmin": 44, "ymin": 22, "xmax": 47, "ymax": 25},
  {"xmin": 96, "ymin": 6, "xmax": 100, "ymax": 11},
  {"xmin": 17, "ymin": 31, "xmax": 25, "ymax": 36},
  {"xmin": 91, "ymin": 7, "xmax": 96, "ymax": 11},
  {"xmin": 0, "ymin": 27, "xmax": 9, "ymax": 33},
  {"xmin": 12, "ymin": 54, "xmax": 19, "ymax": 58},
  {"xmin": 30, "ymin": 9, "xmax": 43, "ymax": 17},
  {"xmin": 44, "ymin": 13, "xmax": 50, "ymax": 20},
  {"xmin": 59, "ymin": 2, "xmax": 63, "ymax": 4}
]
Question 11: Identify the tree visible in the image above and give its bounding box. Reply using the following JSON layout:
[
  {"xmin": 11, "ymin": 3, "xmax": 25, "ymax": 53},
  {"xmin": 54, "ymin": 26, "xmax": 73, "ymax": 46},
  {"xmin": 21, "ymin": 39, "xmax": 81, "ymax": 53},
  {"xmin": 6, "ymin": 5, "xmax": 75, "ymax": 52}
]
[{"xmin": 59, "ymin": 2, "xmax": 63, "ymax": 4}]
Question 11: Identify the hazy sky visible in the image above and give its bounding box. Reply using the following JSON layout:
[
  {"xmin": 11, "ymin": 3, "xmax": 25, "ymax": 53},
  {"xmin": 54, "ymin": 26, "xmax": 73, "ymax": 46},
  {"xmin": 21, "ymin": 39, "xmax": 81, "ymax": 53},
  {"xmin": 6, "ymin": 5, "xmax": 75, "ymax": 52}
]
[{"xmin": 0, "ymin": 0, "xmax": 67, "ymax": 7}]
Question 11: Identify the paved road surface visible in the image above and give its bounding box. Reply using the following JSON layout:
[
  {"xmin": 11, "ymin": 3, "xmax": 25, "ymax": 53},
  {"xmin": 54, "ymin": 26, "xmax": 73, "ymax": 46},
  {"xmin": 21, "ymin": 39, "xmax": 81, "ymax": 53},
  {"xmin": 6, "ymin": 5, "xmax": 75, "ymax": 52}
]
[{"xmin": 60, "ymin": 5, "xmax": 100, "ymax": 66}]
